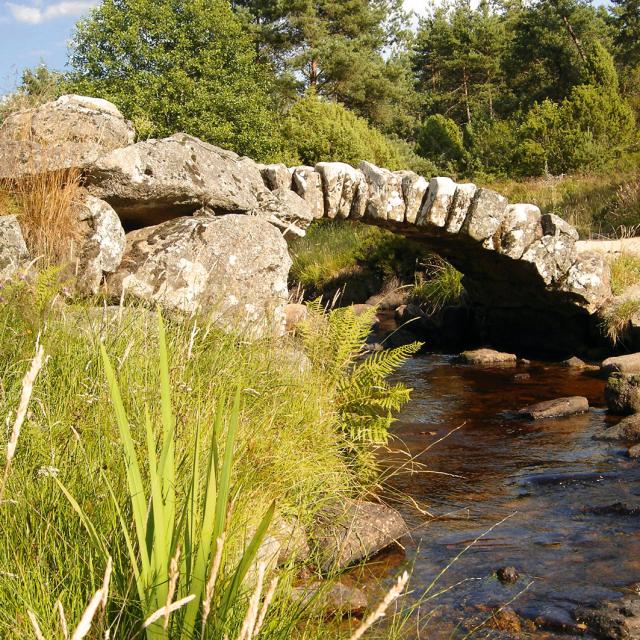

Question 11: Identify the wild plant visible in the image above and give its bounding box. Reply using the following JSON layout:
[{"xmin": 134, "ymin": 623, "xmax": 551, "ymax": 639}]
[
  {"xmin": 59, "ymin": 311, "xmax": 275, "ymax": 639},
  {"xmin": 301, "ymin": 303, "xmax": 419, "ymax": 446}
]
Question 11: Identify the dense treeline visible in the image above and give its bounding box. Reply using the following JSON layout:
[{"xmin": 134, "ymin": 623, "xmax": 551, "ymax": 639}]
[{"xmin": 3, "ymin": 0, "xmax": 640, "ymax": 179}]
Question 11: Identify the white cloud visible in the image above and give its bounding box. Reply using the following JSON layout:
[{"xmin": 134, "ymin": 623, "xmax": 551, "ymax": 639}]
[{"xmin": 6, "ymin": 1, "xmax": 97, "ymax": 24}]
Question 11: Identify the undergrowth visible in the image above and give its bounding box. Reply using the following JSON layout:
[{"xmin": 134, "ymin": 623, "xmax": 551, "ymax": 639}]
[{"xmin": 0, "ymin": 272, "xmax": 415, "ymax": 639}]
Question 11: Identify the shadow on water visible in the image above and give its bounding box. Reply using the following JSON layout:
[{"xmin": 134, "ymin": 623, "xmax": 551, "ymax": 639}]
[{"xmin": 379, "ymin": 355, "xmax": 640, "ymax": 639}]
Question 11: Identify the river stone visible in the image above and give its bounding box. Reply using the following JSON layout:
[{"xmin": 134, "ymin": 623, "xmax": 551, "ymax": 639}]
[
  {"xmin": 260, "ymin": 163, "xmax": 291, "ymax": 191},
  {"xmin": 74, "ymin": 195, "xmax": 126, "ymax": 295},
  {"xmin": 499, "ymin": 203, "xmax": 543, "ymax": 259},
  {"xmin": 311, "ymin": 498, "xmax": 409, "ymax": 574},
  {"xmin": 463, "ymin": 188, "xmax": 508, "ymax": 246},
  {"xmin": 606, "ymin": 374, "xmax": 640, "ymax": 415},
  {"xmin": 629, "ymin": 444, "xmax": 640, "ymax": 458},
  {"xmin": 359, "ymin": 161, "xmax": 405, "ymax": 222},
  {"xmin": 395, "ymin": 170, "xmax": 428, "ymax": 224},
  {"xmin": 593, "ymin": 414, "xmax": 640, "ymax": 443},
  {"xmin": 446, "ymin": 183, "xmax": 477, "ymax": 234},
  {"xmin": 517, "ymin": 396, "xmax": 589, "ymax": 420},
  {"xmin": 292, "ymin": 581, "xmax": 368, "ymax": 617},
  {"xmin": 602, "ymin": 354, "xmax": 640, "ymax": 376},
  {"xmin": 0, "ymin": 215, "xmax": 29, "ymax": 280},
  {"xmin": 417, "ymin": 177, "xmax": 456, "ymax": 228},
  {"xmin": 86, "ymin": 134, "xmax": 267, "ymax": 228},
  {"xmin": 575, "ymin": 595, "xmax": 640, "ymax": 640},
  {"xmin": 291, "ymin": 166, "xmax": 324, "ymax": 219},
  {"xmin": 0, "ymin": 95, "xmax": 135, "ymax": 179},
  {"xmin": 459, "ymin": 348, "xmax": 517, "ymax": 366},
  {"xmin": 105, "ymin": 214, "xmax": 291, "ymax": 337}
]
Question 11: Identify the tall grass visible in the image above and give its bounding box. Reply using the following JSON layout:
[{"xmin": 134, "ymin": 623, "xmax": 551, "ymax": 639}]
[
  {"xmin": 409, "ymin": 257, "xmax": 464, "ymax": 313},
  {"xmin": 0, "ymin": 273, "xmax": 416, "ymax": 638}
]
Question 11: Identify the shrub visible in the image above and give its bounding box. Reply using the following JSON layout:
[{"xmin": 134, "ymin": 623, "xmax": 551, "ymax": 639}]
[
  {"xmin": 280, "ymin": 93, "xmax": 416, "ymax": 170},
  {"xmin": 417, "ymin": 114, "xmax": 466, "ymax": 175}
]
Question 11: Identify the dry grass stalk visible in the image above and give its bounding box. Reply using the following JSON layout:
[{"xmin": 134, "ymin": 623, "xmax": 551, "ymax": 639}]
[
  {"xmin": 348, "ymin": 571, "xmax": 410, "ymax": 640},
  {"xmin": 56, "ymin": 599, "xmax": 69, "ymax": 639},
  {"xmin": 71, "ymin": 588, "xmax": 104, "ymax": 640},
  {"xmin": 253, "ymin": 575, "xmax": 279, "ymax": 638},
  {"xmin": 0, "ymin": 343, "xmax": 45, "ymax": 503},
  {"xmin": 27, "ymin": 610, "xmax": 46, "ymax": 640},
  {"xmin": 237, "ymin": 561, "xmax": 266, "ymax": 640},
  {"xmin": 101, "ymin": 557, "xmax": 113, "ymax": 612},
  {"xmin": 143, "ymin": 595, "xmax": 196, "ymax": 629},
  {"xmin": 165, "ymin": 547, "xmax": 181, "ymax": 630},
  {"xmin": 201, "ymin": 534, "xmax": 225, "ymax": 629},
  {"xmin": 1, "ymin": 166, "xmax": 84, "ymax": 267}
]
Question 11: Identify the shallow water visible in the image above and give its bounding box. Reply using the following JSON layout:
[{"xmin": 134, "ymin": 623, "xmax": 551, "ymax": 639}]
[{"xmin": 382, "ymin": 355, "xmax": 640, "ymax": 639}]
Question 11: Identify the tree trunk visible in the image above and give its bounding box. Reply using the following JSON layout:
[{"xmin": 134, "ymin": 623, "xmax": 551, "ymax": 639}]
[{"xmin": 463, "ymin": 66, "xmax": 472, "ymax": 124}]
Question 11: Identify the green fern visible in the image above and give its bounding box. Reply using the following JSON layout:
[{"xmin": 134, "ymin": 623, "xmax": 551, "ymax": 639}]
[{"xmin": 301, "ymin": 304, "xmax": 420, "ymax": 445}]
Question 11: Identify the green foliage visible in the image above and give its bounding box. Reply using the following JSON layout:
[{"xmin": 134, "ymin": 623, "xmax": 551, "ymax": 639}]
[
  {"xmin": 516, "ymin": 84, "xmax": 636, "ymax": 175},
  {"xmin": 68, "ymin": 0, "xmax": 281, "ymax": 160},
  {"xmin": 60, "ymin": 313, "xmax": 274, "ymax": 638},
  {"xmin": 302, "ymin": 303, "xmax": 419, "ymax": 445},
  {"xmin": 233, "ymin": 0, "xmax": 418, "ymax": 135},
  {"xmin": 280, "ymin": 93, "xmax": 418, "ymax": 170},
  {"xmin": 0, "ymin": 64, "xmax": 65, "ymax": 124},
  {"xmin": 417, "ymin": 114, "xmax": 466, "ymax": 175},
  {"xmin": 0, "ymin": 292, "xmax": 358, "ymax": 638},
  {"xmin": 410, "ymin": 258, "xmax": 464, "ymax": 313},
  {"xmin": 602, "ymin": 298, "xmax": 640, "ymax": 343},
  {"xmin": 610, "ymin": 254, "xmax": 640, "ymax": 294}
]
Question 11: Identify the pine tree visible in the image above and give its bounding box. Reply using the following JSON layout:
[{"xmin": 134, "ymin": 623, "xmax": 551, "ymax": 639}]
[{"xmin": 232, "ymin": 0, "xmax": 419, "ymax": 135}]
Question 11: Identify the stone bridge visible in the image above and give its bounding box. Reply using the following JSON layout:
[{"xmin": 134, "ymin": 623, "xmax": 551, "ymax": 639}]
[
  {"xmin": 0, "ymin": 95, "xmax": 613, "ymax": 355},
  {"xmin": 264, "ymin": 161, "xmax": 611, "ymax": 354}
]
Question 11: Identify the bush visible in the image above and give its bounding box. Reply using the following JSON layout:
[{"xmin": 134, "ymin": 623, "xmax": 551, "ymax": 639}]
[
  {"xmin": 280, "ymin": 93, "xmax": 420, "ymax": 170},
  {"xmin": 516, "ymin": 85, "xmax": 636, "ymax": 175},
  {"xmin": 417, "ymin": 114, "xmax": 466, "ymax": 175}
]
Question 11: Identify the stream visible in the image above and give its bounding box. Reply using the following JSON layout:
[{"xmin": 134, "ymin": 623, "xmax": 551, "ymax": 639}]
[{"xmin": 381, "ymin": 354, "xmax": 640, "ymax": 638}]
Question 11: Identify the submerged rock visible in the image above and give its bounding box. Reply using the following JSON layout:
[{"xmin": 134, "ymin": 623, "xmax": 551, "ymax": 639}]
[
  {"xmin": 496, "ymin": 566, "xmax": 520, "ymax": 584},
  {"xmin": 517, "ymin": 396, "xmax": 589, "ymax": 420},
  {"xmin": 459, "ymin": 348, "xmax": 517, "ymax": 366},
  {"xmin": 593, "ymin": 414, "xmax": 640, "ymax": 443},
  {"xmin": 310, "ymin": 498, "xmax": 409, "ymax": 574},
  {"xmin": 606, "ymin": 374, "xmax": 640, "ymax": 415},
  {"xmin": 575, "ymin": 595, "xmax": 640, "ymax": 639},
  {"xmin": 292, "ymin": 580, "xmax": 368, "ymax": 617},
  {"xmin": 105, "ymin": 214, "xmax": 291, "ymax": 337}
]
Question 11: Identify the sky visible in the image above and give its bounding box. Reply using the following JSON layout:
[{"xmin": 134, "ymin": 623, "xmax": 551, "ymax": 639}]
[{"xmin": 0, "ymin": 0, "xmax": 428, "ymax": 94}]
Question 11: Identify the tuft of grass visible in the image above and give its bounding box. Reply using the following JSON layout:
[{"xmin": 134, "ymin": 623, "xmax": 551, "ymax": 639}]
[
  {"xmin": 409, "ymin": 257, "xmax": 464, "ymax": 313},
  {"xmin": 0, "ymin": 167, "xmax": 83, "ymax": 267},
  {"xmin": 610, "ymin": 254, "xmax": 640, "ymax": 295},
  {"xmin": 602, "ymin": 299, "xmax": 640, "ymax": 343}
]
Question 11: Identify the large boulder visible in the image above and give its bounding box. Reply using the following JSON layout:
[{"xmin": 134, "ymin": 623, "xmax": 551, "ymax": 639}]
[
  {"xmin": 417, "ymin": 177, "xmax": 457, "ymax": 228},
  {"xmin": 86, "ymin": 134, "xmax": 263, "ymax": 228},
  {"xmin": 0, "ymin": 215, "xmax": 29, "ymax": 280},
  {"xmin": 105, "ymin": 214, "xmax": 291, "ymax": 337},
  {"xmin": 605, "ymin": 373, "xmax": 640, "ymax": 415},
  {"xmin": 0, "ymin": 95, "xmax": 135, "ymax": 178},
  {"xmin": 316, "ymin": 162, "xmax": 367, "ymax": 220},
  {"xmin": 74, "ymin": 195, "xmax": 126, "ymax": 295},
  {"xmin": 602, "ymin": 353, "xmax": 640, "ymax": 376},
  {"xmin": 459, "ymin": 348, "xmax": 517, "ymax": 366},
  {"xmin": 593, "ymin": 414, "xmax": 640, "ymax": 443},
  {"xmin": 291, "ymin": 166, "xmax": 325, "ymax": 219},
  {"xmin": 359, "ymin": 161, "xmax": 404, "ymax": 222},
  {"xmin": 310, "ymin": 498, "xmax": 409, "ymax": 574},
  {"xmin": 87, "ymin": 134, "xmax": 312, "ymax": 232}
]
